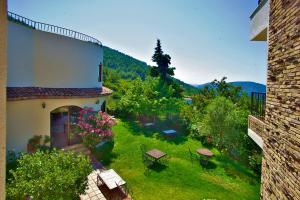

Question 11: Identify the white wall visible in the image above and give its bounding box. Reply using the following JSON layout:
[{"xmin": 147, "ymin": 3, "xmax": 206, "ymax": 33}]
[
  {"xmin": 7, "ymin": 22, "xmax": 34, "ymax": 86},
  {"xmin": 7, "ymin": 97, "xmax": 107, "ymax": 152},
  {"xmin": 7, "ymin": 21, "xmax": 103, "ymax": 88}
]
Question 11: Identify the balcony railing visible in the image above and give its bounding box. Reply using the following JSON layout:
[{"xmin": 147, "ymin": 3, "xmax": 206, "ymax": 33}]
[
  {"xmin": 250, "ymin": 92, "xmax": 266, "ymax": 119},
  {"xmin": 7, "ymin": 11, "xmax": 102, "ymax": 46}
]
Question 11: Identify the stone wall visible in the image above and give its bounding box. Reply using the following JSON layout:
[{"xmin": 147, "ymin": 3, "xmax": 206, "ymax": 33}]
[{"xmin": 262, "ymin": 0, "xmax": 300, "ymax": 199}]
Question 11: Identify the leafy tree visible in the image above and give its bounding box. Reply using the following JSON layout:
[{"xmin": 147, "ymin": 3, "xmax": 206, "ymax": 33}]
[
  {"xmin": 201, "ymin": 97, "xmax": 249, "ymax": 158},
  {"xmin": 151, "ymin": 39, "xmax": 175, "ymax": 81},
  {"xmin": 6, "ymin": 150, "xmax": 92, "ymax": 200},
  {"xmin": 192, "ymin": 77, "xmax": 248, "ymax": 112},
  {"xmin": 119, "ymin": 77, "xmax": 182, "ymax": 121}
]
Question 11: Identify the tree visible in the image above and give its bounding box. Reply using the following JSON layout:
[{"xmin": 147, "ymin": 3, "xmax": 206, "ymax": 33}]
[
  {"xmin": 200, "ymin": 96, "xmax": 250, "ymax": 158},
  {"xmin": 151, "ymin": 39, "xmax": 175, "ymax": 81},
  {"xmin": 6, "ymin": 150, "xmax": 92, "ymax": 200}
]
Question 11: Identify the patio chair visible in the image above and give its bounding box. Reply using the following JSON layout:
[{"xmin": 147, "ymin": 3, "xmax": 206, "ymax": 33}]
[
  {"xmin": 115, "ymin": 180, "xmax": 132, "ymax": 200},
  {"xmin": 140, "ymin": 144, "xmax": 146, "ymax": 154},
  {"xmin": 188, "ymin": 148, "xmax": 199, "ymax": 164},
  {"xmin": 140, "ymin": 144, "xmax": 153, "ymax": 172}
]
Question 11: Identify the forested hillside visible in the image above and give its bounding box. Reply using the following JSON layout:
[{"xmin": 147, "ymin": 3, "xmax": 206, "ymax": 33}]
[{"xmin": 103, "ymin": 46, "xmax": 198, "ymax": 95}]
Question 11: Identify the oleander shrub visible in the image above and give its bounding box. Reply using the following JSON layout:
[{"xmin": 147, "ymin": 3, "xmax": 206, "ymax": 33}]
[
  {"xmin": 6, "ymin": 150, "xmax": 92, "ymax": 200},
  {"xmin": 77, "ymin": 108, "xmax": 116, "ymax": 149}
]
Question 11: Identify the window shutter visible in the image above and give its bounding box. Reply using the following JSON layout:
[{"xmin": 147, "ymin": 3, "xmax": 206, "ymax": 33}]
[{"xmin": 98, "ymin": 63, "xmax": 102, "ymax": 82}]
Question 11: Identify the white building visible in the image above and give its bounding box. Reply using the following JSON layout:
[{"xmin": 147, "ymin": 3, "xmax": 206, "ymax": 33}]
[{"xmin": 6, "ymin": 12, "xmax": 112, "ymax": 152}]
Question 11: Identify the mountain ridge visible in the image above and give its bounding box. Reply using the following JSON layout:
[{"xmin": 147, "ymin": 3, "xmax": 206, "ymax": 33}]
[{"xmin": 195, "ymin": 81, "xmax": 266, "ymax": 95}]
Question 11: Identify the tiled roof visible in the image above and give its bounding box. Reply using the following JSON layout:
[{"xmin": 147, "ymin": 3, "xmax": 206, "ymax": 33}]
[{"xmin": 7, "ymin": 87, "xmax": 112, "ymax": 101}]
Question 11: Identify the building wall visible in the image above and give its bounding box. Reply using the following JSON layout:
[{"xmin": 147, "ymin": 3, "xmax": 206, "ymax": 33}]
[
  {"xmin": 7, "ymin": 21, "xmax": 34, "ymax": 86},
  {"xmin": 0, "ymin": 0, "xmax": 7, "ymax": 199},
  {"xmin": 7, "ymin": 21, "xmax": 103, "ymax": 88},
  {"xmin": 7, "ymin": 97, "xmax": 107, "ymax": 152},
  {"xmin": 262, "ymin": 0, "xmax": 300, "ymax": 199}
]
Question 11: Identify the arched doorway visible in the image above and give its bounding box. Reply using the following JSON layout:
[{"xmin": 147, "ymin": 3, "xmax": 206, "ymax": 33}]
[{"xmin": 50, "ymin": 106, "xmax": 82, "ymax": 148}]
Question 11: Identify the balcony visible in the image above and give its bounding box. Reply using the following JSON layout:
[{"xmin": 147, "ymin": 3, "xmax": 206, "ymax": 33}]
[
  {"xmin": 250, "ymin": 0, "xmax": 269, "ymax": 41},
  {"xmin": 248, "ymin": 92, "xmax": 266, "ymax": 148}
]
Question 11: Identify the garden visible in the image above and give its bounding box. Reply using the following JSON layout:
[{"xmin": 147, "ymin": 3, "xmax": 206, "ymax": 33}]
[{"xmin": 5, "ymin": 40, "xmax": 262, "ymax": 199}]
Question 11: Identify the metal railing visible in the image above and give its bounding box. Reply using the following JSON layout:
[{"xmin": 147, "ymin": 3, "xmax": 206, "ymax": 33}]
[
  {"xmin": 7, "ymin": 11, "xmax": 102, "ymax": 46},
  {"xmin": 250, "ymin": 92, "xmax": 266, "ymax": 119}
]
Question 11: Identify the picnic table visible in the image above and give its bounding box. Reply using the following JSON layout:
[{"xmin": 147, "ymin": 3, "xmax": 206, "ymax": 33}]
[
  {"xmin": 97, "ymin": 169, "xmax": 126, "ymax": 190},
  {"xmin": 146, "ymin": 149, "xmax": 167, "ymax": 161}
]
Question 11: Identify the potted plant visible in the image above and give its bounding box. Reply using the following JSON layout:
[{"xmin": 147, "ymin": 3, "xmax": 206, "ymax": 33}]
[
  {"xmin": 27, "ymin": 135, "xmax": 51, "ymax": 153},
  {"xmin": 27, "ymin": 135, "xmax": 42, "ymax": 153}
]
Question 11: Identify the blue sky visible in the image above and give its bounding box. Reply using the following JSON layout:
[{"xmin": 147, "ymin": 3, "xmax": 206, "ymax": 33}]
[{"xmin": 8, "ymin": 0, "xmax": 267, "ymax": 84}]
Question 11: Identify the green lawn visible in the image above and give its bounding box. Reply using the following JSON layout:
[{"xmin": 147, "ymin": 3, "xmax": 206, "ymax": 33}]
[{"xmin": 106, "ymin": 120, "xmax": 260, "ymax": 200}]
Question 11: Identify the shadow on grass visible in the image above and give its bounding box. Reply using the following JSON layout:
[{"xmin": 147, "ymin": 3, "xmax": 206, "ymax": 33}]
[
  {"xmin": 200, "ymin": 160, "xmax": 217, "ymax": 170},
  {"xmin": 144, "ymin": 162, "xmax": 168, "ymax": 176},
  {"xmin": 215, "ymin": 155, "xmax": 260, "ymax": 184},
  {"xmin": 124, "ymin": 119, "xmax": 188, "ymax": 145},
  {"xmin": 100, "ymin": 152, "xmax": 119, "ymax": 166}
]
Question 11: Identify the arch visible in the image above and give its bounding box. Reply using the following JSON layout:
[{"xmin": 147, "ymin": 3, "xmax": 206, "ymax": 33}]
[{"xmin": 50, "ymin": 105, "xmax": 82, "ymax": 148}]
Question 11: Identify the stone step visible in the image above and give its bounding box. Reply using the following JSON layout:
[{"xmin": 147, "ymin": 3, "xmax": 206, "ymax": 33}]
[
  {"xmin": 62, "ymin": 143, "xmax": 85, "ymax": 151},
  {"xmin": 62, "ymin": 144, "xmax": 91, "ymax": 156}
]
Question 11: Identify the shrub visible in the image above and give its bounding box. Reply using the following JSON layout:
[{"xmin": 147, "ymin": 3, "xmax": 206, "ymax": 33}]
[
  {"xmin": 200, "ymin": 97, "xmax": 250, "ymax": 158},
  {"xmin": 77, "ymin": 108, "xmax": 116, "ymax": 149},
  {"xmin": 6, "ymin": 150, "xmax": 92, "ymax": 200},
  {"xmin": 248, "ymin": 153, "xmax": 262, "ymax": 175}
]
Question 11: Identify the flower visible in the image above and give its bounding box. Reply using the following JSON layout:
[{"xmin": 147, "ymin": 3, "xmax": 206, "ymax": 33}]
[{"xmin": 77, "ymin": 107, "xmax": 115, "ymax": 147}]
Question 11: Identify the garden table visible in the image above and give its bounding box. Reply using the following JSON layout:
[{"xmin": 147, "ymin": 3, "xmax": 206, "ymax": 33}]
[
  {"xmin": 196, "ymin": 148, "xmax": 214, "ymax": 157},
  {"xmin": 162, "ymin": 129, "xmax": 177, "ymax": 138},
  {"xmin": 145, "ymin": 122, "xmax": 154, "ymax": 126},
  {"xmin": 146, "ymin": 149, "xmax": 167, "ymax": 161},
  {"xmin": 197, "ymin": 148, "xmax": 214, "ymax": 165},
  {"xmin": 97, "ymin": 169, "xmax": 126, "ymax": 190}
]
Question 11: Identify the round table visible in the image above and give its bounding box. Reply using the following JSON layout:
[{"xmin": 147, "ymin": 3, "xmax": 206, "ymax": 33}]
[
  {"xmin": 196, "ymin": 148, "xmax": 214, "ymax": 165},
  {"xmin": 196, "ymin": 148, "xmax": 214, "ymax": 157}
]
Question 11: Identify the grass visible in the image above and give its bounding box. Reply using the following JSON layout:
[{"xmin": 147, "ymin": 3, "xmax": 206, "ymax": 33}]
[{"xmin": 106, "ymin": 120, "xmax": 260, "ymax": 200}]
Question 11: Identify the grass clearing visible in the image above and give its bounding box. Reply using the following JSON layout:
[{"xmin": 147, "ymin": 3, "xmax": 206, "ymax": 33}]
[{"xmin": 106, "ymin": 120, "xmax": 260, "ymax": 200}]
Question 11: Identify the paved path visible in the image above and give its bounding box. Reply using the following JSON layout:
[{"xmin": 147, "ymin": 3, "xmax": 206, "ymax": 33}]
[{"xmin": 80, "ymin": 169, "xmax": 106, "ymax": 200}]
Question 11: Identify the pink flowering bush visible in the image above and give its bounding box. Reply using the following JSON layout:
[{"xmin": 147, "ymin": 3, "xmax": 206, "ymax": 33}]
[{"xmin": 77, "ymin": 108, "xmax": 116, "ymax": 149}]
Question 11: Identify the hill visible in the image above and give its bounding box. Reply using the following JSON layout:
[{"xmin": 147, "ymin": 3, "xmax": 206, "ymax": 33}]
[
  {"xmin": 103, "ymin": 46, "xmax": 198, "ymax": 94},
  {"xmin": 196, "ymin": 81, "xmax": 266, "ymax": 95}
]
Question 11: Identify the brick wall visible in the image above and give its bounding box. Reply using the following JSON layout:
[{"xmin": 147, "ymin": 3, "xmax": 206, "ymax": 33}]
[
  {"xmin": 262, "ymin": 0, "xmax": 300, "ymax": 199},
  {"xmin": 249, "ymin": 115, "xmax": 265, "ymax": 138}
]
